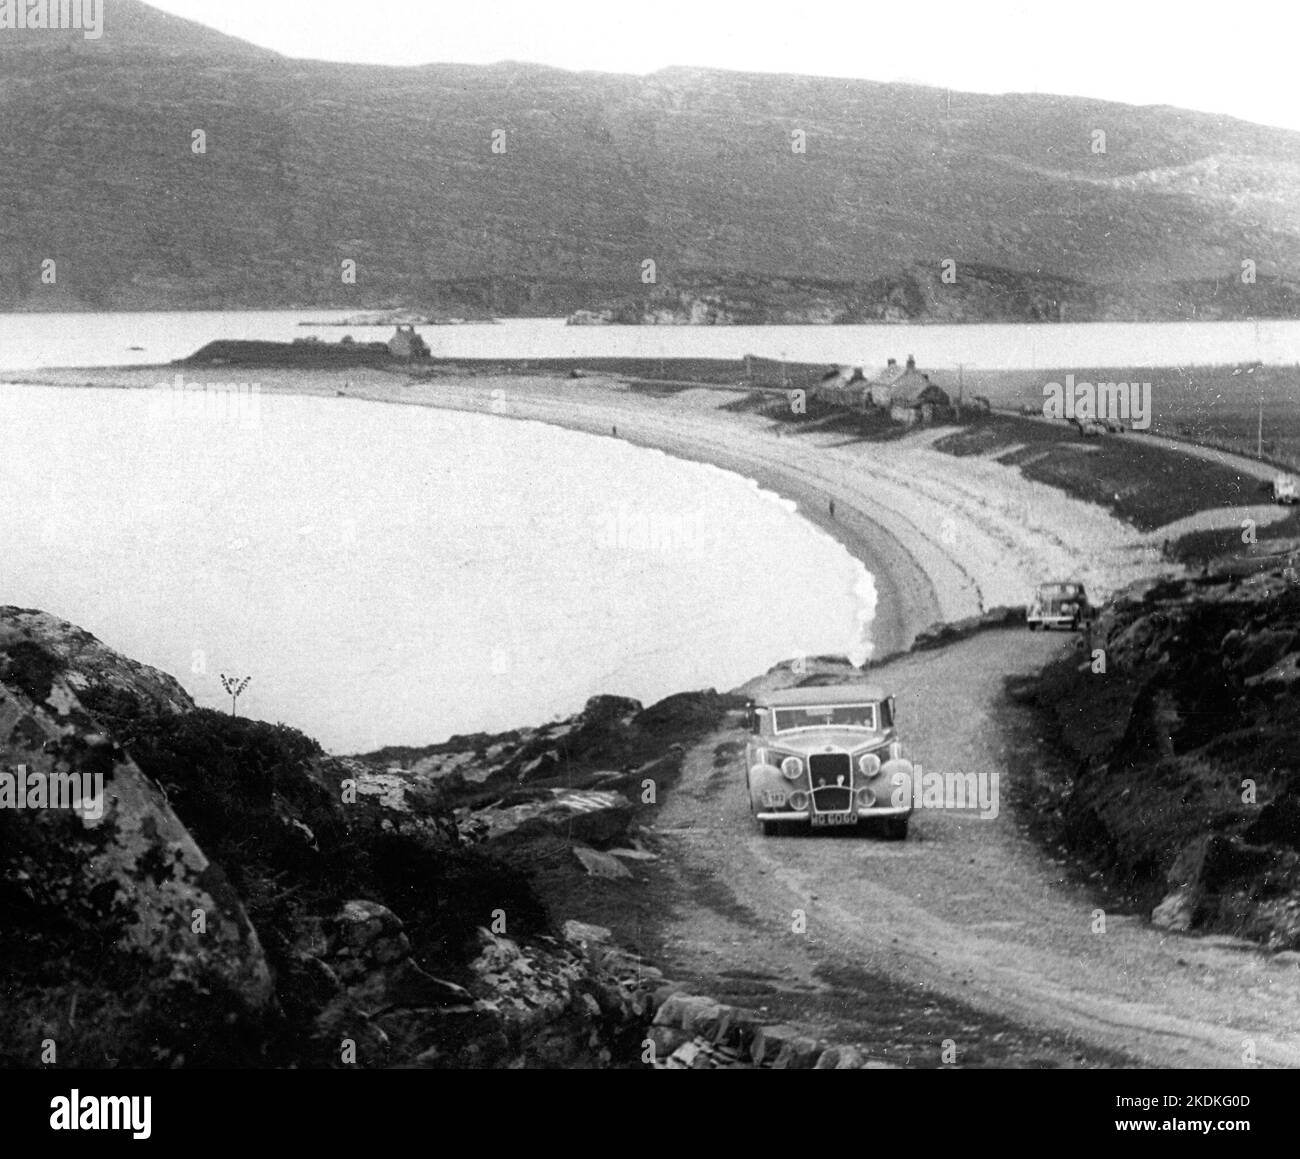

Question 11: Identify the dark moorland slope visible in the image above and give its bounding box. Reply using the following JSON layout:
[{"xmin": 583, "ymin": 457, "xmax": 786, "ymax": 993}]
[{"xmin": 1, "ymin": 1, "xmax": 1299, "ymax": 319}]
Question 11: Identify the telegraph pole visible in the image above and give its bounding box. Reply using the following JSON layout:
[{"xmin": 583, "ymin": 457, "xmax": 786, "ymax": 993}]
[{"xmin": 1258, "ymin": 396, "xmax": 1264, "ymax": 458}]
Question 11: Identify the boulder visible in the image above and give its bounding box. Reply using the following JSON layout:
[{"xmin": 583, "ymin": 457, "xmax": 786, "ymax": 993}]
[
  {"xmin": 772, "ymin": 1034, "xmax": 826, "ymax": 1069},
  {"xmin": 1152, "ymin": 835, "xmax": 1277, "ymax": 932},
  {"xmin": 1151, "ymin": 888, "xmax": 1196, "ymax": 933},
  {"xmin": 815, "ymin": 1045, "xmax": 866, "ymax": 1069},
  {"xmin": 562, "ymin": 920, "xmax": 615, "ymax": 948},
  {"xmin": 683, "ymin": 1001, "xmax": 728, "ymax": 1039},
  {"xmin": 572, "ymin": 845, "xmax": 633, "ymax": 878},
  {"xmin": 0, "ymin": 607, "xmax": 194, "ymax": 719},
  {"xmin": 653, "ymin": 993, "xmax": 718, "ymax": 1029},
  {"xmin": 668, "ymin": 1040, "xmax": 705, "ymax": 1068},
  {"xmin": 317, "ymin": 757, "xmax": 459, "ymax": 854},
  {"xmin": 750, "ymin": 1023, "xmax": 804, "ymax": 1066},
  {"xmin": 327, "ymin": 899, "xmax": 412, "ymax": 978},
  {"xmin": 0, "ymin": 624, "xmax": 272, "ymax": 1067},
  {"xmin": 647, "ymin": 1024, "xmax": 692, "ymax": 1061},
  {"xmin": 465, "ymin": 787, "xmax": 634, "ymax": 847},
  {"xmin": 712, "ymin": 1005, "xmax": 762, "ymax": 1051}
]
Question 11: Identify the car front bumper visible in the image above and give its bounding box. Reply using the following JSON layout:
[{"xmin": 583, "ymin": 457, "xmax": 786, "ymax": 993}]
[{"xmin": 754, "ymin": 805, "xmax": 913, "ymax": 822}]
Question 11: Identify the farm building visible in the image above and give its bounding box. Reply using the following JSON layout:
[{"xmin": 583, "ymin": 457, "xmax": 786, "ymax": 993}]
[
  {"xmin": 864, "ymin": 355, "xmax": 952, "ymax": 425},
  {"xmin": 815, "ymin": 365, "xmax": 871, "ymax": 409},
  {"xmin": 890, "ymin": 377, "xmax": 952, "ymax": 426},
  {"xmin": 864, "ymin": 355, "xmax": 924, "ymax": 406}
]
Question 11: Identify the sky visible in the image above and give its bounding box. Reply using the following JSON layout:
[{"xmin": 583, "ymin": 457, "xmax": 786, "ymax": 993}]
[{"xmin": 144, "ymin": 0, "xmax": 1300, "ymax": 132}]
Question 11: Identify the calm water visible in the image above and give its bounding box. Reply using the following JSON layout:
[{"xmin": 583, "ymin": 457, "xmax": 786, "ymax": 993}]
[
  {"xmin": 0, "ymin": 384, "xmax": 874, "ymax": 751},
  {"xmin": 1, "ymin": 312, "xmax": 1299, "ymax": 371},
  {"xmin": 3, "ymin": 310, "xmax": 1296, "ymax": 750}
]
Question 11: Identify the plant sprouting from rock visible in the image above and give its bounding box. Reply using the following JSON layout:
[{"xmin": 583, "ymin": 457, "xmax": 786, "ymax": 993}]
[{"xmin": 220, "ymin": 673, "xmax": 251, "ymax": 717}]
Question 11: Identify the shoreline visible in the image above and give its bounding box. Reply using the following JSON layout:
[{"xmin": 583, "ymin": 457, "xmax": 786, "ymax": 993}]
[
  {"xmin": 428, "ymin": 393, "xmax": 942, "ymax": 657},
  {"xmin": 1, "ymin": 369, "xmax": 946, "ymax": 656},
  {"xmin": 1, "ymin": 365, "xmax": 1180, "ymax": 664}
]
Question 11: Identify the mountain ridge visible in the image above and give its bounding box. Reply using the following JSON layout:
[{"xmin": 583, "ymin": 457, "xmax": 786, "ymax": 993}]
[{"xmin": 1, "ymin": 0, "xmax": 1297, "ymax": 319}]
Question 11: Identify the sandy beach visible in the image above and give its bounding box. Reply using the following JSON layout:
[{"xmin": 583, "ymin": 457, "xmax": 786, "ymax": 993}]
[{"xmin": 5, "ymin": 365, "xmax": 1183, "ymax": 657}]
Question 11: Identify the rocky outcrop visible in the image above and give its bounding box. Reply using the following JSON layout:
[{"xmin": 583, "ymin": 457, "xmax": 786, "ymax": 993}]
[
  {"xmin": 564, "ymin": 266, "xmax": 1300, "ymax": 327},
  {"xmin": 1, "ymin": 608, "xmax": 903, "ymax": 1068},
  {"xmin": 303, "ymin": 910, "xmax": 658, "ymax": 1068},
  {"xmin": 1017, "ymin": 568, "xmax": 1300, "ymax": 948},
  {"xmin": 645, "ymin": 987, "xmax": 899, "ymax": 1070},
  {"xmin": 0, "ymin": 608, "xmax": 193, "ymax": 718},
  {"xmin": 0, "ymin": 607, "xmax": 763, "ymax": 1068},
  {"xmin": 0, "ymin": 610, "xmax": 646, "ymax": 1067},
  {"xmin": 0, "ymin": 610, "xmax": 273, "ymax": 1067},
  {"xmin": 910, "ymin": 605, "xmax": 1027, "ymax": 652}
]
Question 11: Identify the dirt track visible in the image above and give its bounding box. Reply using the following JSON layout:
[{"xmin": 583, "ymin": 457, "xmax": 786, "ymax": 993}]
[{"xmin": 647, "ymin": 628, "xmax": 1300, "ymax": 1069}]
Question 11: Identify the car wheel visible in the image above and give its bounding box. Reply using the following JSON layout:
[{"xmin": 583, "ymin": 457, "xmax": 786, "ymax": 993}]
[
  {"xmin": 1028, "ymin": 622, "xmax": 1039, "ymax": 631},
  {"xmin": 761, "ymin": 820, "xmax": 781, "ymax": 837},
  {"xmin": 883, "ymin": 816, "xmax": 909, "ymax": 840}
]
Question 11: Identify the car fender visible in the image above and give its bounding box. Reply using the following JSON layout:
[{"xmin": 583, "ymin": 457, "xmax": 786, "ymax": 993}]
[
  {"xmin": 881, "ymin": 757, "xmax": 916, "ymax": 811},
  {"xmin": 747, "ymin": 762, "xmax": 785, "ymax": 811}
]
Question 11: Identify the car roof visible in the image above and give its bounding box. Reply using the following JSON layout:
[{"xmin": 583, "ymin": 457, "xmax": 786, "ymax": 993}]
[
  {"xmin": 753, "ymin": 684, "xmax": 888, "ymax": 707},
  {"xmin": 1038, "ymin": 581, "xmax": 1083, "ymax": 591}
]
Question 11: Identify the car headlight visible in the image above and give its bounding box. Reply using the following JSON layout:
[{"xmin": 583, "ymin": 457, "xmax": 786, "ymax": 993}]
[
  {"xmin": 855, "ymin": 787, "xmax": 876, "ymax": 809},
  {"xmin": 780, "ymin": 756, "xmax": 803, "ymax": 780},
  {"xmin": 857, "ymin": 753, "xmax": 882, "ymax": 778},
  {"xmin": 882, "ymin": 756, "xmax": 914, "ymax": 796},
  {"xmin": 788, "ymin": 790, "xmax": 810, "ymax": 811}
]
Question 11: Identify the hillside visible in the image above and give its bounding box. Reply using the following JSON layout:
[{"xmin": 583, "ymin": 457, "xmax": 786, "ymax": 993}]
[
  {"xmin": 1013, "ymin": 568, "xmax": 1300, "ymax": 949},
  {"xmin": 1, "ymin": 1, "xmax": 1299, "ymax": 319}
]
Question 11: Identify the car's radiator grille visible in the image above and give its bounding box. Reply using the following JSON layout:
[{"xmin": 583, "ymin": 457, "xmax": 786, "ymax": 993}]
[
  {"xmin": 811, "ymin": 786, "xmax": 854, "ymax": 814},
  {"xmin": 808, "ymin": 753, "xmax": 852, "ymax": 814},
  {"xmin": 808, "ymin": 752, "xmax": 852, "ymax": 787}
]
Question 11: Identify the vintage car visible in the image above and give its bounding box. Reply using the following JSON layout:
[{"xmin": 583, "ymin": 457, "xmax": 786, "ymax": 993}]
[
  {"xmin": 1272, "ymin": 475, "xmax": 1299, "ymax": 506},
  {"xmin": 744, "ymin": 684, "xmax": 914, "ymax": 838},
  {"xmin": 1027, "ymin": 581, "xmax": 1092, "ymax": 630}
]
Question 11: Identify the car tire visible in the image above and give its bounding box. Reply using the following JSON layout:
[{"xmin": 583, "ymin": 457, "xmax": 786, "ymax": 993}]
[
  {"xmin": 761, "ymin": 820, "xmax": 781, "ymax": 837},
  {"xmin": 883, "ymin": 817, "xmax": 909, "ymax": 840},
  {"xmin": 1028, "ymin": 622, "xmax": 1039, "ymax": 631}
]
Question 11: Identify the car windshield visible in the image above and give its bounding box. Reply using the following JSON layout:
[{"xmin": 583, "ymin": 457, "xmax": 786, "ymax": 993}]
[
  {"xmin": 773, "ymin": 703, "xmax": 878, "ymax": 732},
  {"xmin": 1041, "ymin": 584, "xmax": 1080, "ymax": 598}
]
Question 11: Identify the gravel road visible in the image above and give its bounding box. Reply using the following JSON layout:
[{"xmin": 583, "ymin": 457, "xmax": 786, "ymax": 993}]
[{"xmin": 648, "ymin": 629, "xmax": 1300, "ymax": 1069}]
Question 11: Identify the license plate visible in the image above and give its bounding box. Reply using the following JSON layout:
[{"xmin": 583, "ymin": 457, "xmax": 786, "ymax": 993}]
[
  {"xmin": 762, "ymin": 790, "xmax": 787, "ymax": 808},
  {"xmin": 810, "ymin": 812, "xmax": 856, "ymax": 827}
]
